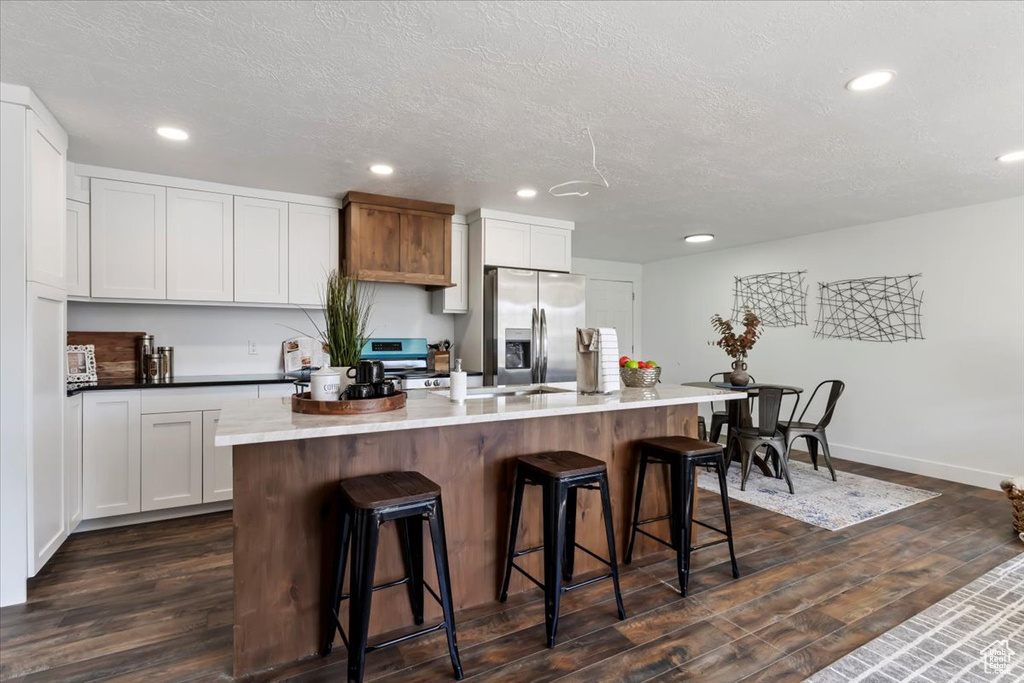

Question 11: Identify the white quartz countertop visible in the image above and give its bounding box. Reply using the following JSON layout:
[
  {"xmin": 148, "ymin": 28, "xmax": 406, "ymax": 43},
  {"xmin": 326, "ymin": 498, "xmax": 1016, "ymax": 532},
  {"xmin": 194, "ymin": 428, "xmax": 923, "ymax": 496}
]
[{"xmin": 214, "ymin": 382, "xmax": 746, "ymax": 447}]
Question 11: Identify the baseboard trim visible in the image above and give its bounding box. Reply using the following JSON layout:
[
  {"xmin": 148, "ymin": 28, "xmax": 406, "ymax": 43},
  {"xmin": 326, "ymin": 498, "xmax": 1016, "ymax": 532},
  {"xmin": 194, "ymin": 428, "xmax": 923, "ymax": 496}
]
[
  {"xmin": 709, "ymin": 435, "xmax": 1010, "ymax": 491},
  {"xmin": 829, "ymin": 443, "xmax": 1011, "ymax": 491},
  {"xmin": 74, "ymin": 501, "xmax": 232, "ymax": 533}
]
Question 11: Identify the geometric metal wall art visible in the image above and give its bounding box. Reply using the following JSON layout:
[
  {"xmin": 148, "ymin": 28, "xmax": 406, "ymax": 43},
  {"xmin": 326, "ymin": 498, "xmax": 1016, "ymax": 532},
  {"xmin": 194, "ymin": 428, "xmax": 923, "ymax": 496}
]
[
  {"xmin": 814, "ymin": 274, "xmax": 925, "ymax": 342},
  {"xmin": 731, "ymin": 270, "xmax": 809, "ymax": 327}
]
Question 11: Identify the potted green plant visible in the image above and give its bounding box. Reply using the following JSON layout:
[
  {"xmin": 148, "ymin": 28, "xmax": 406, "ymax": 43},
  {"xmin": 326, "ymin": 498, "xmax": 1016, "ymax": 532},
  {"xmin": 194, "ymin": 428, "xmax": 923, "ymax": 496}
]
[
  {"xmin": 709, "ymin": 309, "xmax": 761, "ymax": 386},
  {"xmin": 300, "ymin": 268, "xmax": 374, "ymax": 392}
]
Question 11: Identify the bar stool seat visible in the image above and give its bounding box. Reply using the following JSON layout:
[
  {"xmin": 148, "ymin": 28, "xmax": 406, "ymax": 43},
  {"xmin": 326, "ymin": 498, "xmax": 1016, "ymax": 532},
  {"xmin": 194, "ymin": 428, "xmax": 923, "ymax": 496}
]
[
  {"xmin": 322, "ymin": 471, "xmax": 463, "ymax": 683},
  {"xmin": 499, "ymin": 451, "xmax": 627, "ymax": 648},
  {"xmin": 625, "ymin": 436, "xmax": 740, "ymax": 597}
]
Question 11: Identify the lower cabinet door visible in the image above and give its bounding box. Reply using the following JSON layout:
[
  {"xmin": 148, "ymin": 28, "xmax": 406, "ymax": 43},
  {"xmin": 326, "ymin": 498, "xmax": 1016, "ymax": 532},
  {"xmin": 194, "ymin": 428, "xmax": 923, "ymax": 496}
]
[
  {"xmin": 141, "ymin": 411, "xmax": 203, "ymax": 511},
  {"xmin": 202, "ymin": 410, "xmax": 233, "ymax": 502},
  {"xmin": 65, "ymin": 394, "xmax": 83, "ymax": 533},
  {"xmin": 83, "ymin": 390, "xmax": 142, "ymax": 519}
]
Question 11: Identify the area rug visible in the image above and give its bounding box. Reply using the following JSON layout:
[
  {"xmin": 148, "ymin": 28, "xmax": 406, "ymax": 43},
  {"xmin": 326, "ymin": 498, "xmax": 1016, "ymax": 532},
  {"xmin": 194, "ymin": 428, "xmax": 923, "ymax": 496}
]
[
  {"xmin": 697, "ymin": 460, "xmax": 940, "ymax": 531},
  {"xmin": 806, "ymin": 552, "xmax": 1024, "ymax": 682}
]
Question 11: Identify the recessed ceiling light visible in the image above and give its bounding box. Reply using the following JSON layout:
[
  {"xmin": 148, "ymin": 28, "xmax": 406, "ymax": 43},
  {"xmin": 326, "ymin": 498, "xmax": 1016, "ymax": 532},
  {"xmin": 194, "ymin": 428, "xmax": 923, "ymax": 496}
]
[
  {"xmin": 156, "ymin": 126, "xmax": 189, "ymax": 141},
  {"xmin": 684, "ymin": 234, "xmax": 714, "ymax": 244},
  {"xmin": 996, "ymin": 150, "xmax": 1024, "ymax": 163},
  {"xmin": 370, "ymin": 164, "xmax": 394, "ymax": 175},
  {"xmin": 516, "ymin": 188, "xmax": 537, "ymax": 198},
  {"xmin": 845, "ymin": 70, "xmax": 896, "ymax": 92}
]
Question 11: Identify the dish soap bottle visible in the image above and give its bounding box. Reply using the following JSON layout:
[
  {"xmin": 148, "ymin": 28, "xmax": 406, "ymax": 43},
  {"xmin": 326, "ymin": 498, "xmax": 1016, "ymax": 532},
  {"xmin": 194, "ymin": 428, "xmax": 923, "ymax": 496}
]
[{"xmin": 449, "ymin": 358, "xmax": 467, "ymax": 404}]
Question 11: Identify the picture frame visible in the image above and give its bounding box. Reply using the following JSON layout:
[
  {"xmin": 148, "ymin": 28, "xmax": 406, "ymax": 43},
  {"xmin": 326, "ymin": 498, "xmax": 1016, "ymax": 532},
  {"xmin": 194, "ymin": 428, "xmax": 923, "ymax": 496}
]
[{"xmin": 66, "ymin": 344, "xmax": 98, "ymax": 383}]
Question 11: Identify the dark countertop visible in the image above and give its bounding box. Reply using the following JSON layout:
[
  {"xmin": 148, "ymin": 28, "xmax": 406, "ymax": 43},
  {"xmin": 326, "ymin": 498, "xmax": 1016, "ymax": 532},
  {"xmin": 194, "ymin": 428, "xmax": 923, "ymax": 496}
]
[{"xmin": 67, "ymin": 374, "xmax": 299, "ymax": 396}]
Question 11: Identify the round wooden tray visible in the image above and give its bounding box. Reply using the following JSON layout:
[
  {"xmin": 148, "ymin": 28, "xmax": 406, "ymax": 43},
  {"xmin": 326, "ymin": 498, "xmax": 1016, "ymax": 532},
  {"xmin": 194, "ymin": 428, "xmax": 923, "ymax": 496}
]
[{"xmin": 291, "ymin": 391, "xmax": 407, "ymax": 415}]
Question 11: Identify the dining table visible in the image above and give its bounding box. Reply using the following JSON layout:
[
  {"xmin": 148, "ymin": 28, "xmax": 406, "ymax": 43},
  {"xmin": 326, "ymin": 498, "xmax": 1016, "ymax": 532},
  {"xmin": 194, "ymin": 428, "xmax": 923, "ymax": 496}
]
[{"xmin": 684, "ymin": 382, "xmax": 803, "ymax": 477}]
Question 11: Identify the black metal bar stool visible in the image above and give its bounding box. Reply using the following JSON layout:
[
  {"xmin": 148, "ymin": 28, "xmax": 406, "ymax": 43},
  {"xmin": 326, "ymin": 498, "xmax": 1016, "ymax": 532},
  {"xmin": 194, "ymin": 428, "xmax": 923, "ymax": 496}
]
[
  {"xmin": 625, "ymin": 436, "xmax": 740, "ymax": 597},
  {"xmin": 321, "ymin": 471, "xmax": 463, "ymax": 683},
  {"xmin": 498, "ymin": 451, "xmax": 627, "ymax": 648}
]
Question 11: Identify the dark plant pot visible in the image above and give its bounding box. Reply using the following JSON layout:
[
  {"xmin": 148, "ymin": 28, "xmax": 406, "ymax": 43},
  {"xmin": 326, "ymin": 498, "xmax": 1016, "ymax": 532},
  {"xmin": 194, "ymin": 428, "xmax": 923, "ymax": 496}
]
[{"xmin": 728, "ymin": 359, "xmax": 750, "ymax": 387}]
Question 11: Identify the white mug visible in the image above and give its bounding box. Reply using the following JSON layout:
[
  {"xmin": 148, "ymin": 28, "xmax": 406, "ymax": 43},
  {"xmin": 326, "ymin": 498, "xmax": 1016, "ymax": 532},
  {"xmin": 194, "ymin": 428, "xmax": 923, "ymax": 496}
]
[{"xmin": 310, "ymin": 367, "xmax": 342, "ymax": 401}]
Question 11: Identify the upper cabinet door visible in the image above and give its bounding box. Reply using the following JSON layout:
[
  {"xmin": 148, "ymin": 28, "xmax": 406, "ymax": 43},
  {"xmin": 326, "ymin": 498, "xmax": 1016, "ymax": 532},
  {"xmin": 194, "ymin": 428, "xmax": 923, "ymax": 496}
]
[
  {"xmin": 91, "ymin": 179, "xmax": 167, "ymax": 299},
  {"xmin": 347, "ymin": 204, "xmax": 402, "ymax": 278},
  {"xmin": 167, "ymin": 188, "xmax": 233, "ymax": 301},
  {"xmin": 530, "ymin": 225, "xmax": 572, "ymax": 273},
  {"xmin": 65, "ymin": 200, "xmax": 90, "ymax": 296},
  {"xmin": 27, "ymin": 111, "xmax": 67, "ymax": 289},
  {"xmin": 288, "ymin": 203, "xmax": 339, "ymax": 306},
  {"xmin": 399, "ymin": 212, "xmax": 450, "ymax": 286},
  {"xmin": 432, "ymin": 221, "xmax": 469, "ymax": 314},
  {"xmin": 483, "ymin": 219, "xmax": 531, "ymax": 269},
  {"xmin": 234, "ymin": 197, "xmax": 288, "ymax": 303}
]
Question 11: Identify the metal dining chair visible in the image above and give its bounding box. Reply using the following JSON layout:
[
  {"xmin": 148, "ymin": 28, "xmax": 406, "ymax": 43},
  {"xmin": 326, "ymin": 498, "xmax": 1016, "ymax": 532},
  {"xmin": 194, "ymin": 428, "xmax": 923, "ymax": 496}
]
[
  {"xmin": 728, "ymin": 386, "xmax": 794, "ymax": 494},
  {"xmin": 701, "ymin": 372, "xmax": 757, "ymax": 443},
  {"xmin": 777, "ymin": 380, "xmax": 845, "ymax": 482}
]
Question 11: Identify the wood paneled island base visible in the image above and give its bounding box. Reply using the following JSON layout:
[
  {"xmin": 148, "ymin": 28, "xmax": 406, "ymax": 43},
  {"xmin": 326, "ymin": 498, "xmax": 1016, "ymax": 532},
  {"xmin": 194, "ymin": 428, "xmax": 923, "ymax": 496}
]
[{"xmin": 232, "ymin": 403, "xmax": 699, "ymax": 675}]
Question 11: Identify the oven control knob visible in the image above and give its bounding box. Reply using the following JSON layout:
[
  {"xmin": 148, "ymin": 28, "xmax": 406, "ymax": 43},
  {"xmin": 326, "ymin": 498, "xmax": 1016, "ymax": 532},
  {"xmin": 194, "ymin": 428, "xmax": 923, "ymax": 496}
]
[{"xmin": 432, "ymin": 379, "xmax": 441, "ymax": 387}]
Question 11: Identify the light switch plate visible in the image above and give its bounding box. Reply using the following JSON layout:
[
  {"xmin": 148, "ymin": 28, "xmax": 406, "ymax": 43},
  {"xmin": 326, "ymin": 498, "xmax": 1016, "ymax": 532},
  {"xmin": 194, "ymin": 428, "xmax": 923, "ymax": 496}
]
[{"xmin": 248, "ymin": 340, "xmax": 258, "ymax": 355}]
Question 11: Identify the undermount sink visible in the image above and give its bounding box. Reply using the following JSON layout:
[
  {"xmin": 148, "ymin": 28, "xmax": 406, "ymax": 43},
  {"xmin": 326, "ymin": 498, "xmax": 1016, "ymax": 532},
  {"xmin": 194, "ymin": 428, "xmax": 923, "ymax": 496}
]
[{"xmin": 451, "ymin": 385, "xmax": 575, "ymax": 400}]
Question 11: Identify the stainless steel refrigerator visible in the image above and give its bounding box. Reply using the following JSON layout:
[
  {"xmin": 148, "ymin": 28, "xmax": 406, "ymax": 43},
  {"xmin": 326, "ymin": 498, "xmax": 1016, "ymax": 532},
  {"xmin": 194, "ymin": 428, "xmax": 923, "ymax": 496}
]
[{"xmin": 484, "ymin": 268, "xmax": 586, "ymax": 386}]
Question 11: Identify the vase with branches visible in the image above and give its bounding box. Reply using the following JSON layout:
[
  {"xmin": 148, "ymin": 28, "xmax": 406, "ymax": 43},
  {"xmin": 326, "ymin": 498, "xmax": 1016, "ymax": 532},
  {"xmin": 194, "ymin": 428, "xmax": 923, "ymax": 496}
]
[{"xmin": 709, "ymin": 309, "xmax": 761, "ymax": 386}]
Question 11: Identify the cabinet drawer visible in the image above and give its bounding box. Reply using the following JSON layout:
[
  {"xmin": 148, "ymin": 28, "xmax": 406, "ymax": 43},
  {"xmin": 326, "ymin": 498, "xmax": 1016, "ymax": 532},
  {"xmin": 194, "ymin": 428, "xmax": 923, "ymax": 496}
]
[
  {"xmin": 140, "ymin": 385, "xmax": 258, "ymax": 414},
  {"xmin": 258, "ymin": 383, "xmax": 297, "ymax": 399}
]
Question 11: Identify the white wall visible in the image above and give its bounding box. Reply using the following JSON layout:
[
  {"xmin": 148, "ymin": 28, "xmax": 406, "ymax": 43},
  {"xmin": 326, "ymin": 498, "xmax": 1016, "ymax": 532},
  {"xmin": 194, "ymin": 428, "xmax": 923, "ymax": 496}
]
[
  {"xmin": 572, "ymin": 257, "xmax": 644, "ymax": 359},
  {"xmin": 68, "ymin": 283, "xmax": 456, "ymax": 375},
  {"xmin": 643, "ymin": 196, "xmax": 1024, "ymax": 490}
]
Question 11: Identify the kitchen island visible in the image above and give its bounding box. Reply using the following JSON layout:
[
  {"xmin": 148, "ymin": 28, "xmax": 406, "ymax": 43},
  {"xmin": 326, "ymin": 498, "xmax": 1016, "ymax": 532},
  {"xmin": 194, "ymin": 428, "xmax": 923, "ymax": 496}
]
[{"xmin": 216, "ymin": 383, "xmax": 744, "ymax": 675}]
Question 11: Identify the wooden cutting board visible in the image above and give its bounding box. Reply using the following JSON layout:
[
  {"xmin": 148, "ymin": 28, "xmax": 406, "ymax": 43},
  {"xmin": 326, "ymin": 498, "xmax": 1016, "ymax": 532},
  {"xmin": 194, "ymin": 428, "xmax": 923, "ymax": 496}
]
[{"xmin": 67, "ymin": 331, "xmax": 146, "ymax": 380}]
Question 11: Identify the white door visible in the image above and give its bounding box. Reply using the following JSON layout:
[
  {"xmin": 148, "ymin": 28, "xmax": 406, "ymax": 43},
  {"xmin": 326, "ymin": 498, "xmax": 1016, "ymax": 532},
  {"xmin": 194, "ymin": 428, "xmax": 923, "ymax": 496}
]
[
  {"xmin": 166, "ymin": 188, "xmax": 233, "ymax": 301},
  {"xmin": 141, "ymin": 411, "xmax": 203, "ymax": 511},
  {"xmin": 530, "ymin": 225, "xmax": 572, "ymax": 273},
  {"xmin": 91, "ymin": 179, "xmax": 167, "ymax": 299},
  {"xmin": 83, "ymin": 390, "xmax": 142, "ymax": 519},
  {"xmin": 234, "ymin": 196, "xmax": 288, "ymax": 303},
  {"xmin": 27, "ymin": 283, "xmax": 67, "ymax": 574},
  {"xmin": 27, "ymin": 111, "xmax": 66, "ymax": 289},
  {"xmin": 202, "ymin": 410, "xmax": 233, "ymax": 503},
  {"xmin": 483, "ymin": 219, "xmax": 531, "ymax": 268},
  {"xmin": 65, "ymin": 200, "xmax": 89, "ymax": 296},
  {"xmin": 586, "ymin": 279, "xmax": 635, "ymax": 357},
  {"xmin": 288, "ymin": 203, "xmax": 339, "ymax": 306},
  {"xmin": 65, "ymin": 394, "xmax": 83, "ymax": 532}
]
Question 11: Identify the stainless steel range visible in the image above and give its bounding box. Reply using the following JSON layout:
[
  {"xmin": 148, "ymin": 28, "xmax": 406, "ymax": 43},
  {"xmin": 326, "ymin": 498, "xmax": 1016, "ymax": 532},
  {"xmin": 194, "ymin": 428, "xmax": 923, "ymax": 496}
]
[{"xmin": 359, "ymin": 338, "xmax": 483, "ymax": 391}]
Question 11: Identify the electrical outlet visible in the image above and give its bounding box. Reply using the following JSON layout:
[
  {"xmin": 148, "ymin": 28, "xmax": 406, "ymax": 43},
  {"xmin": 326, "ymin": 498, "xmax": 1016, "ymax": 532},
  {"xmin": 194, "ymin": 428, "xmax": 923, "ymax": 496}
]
[{"xmin": 248, "ymin": 340, "xmax": 259, "ymax": 355}]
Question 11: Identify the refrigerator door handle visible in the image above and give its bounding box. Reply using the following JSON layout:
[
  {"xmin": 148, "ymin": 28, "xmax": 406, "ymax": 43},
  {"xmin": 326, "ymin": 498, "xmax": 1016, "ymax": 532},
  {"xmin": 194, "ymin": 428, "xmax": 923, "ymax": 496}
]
[
  {"xmin": 540, "ymin": 308, "xmax": 549, "ymax": 382},
  {"xmin": 531, "ymin": 307, "xmax": 540, "ymax": 383}
]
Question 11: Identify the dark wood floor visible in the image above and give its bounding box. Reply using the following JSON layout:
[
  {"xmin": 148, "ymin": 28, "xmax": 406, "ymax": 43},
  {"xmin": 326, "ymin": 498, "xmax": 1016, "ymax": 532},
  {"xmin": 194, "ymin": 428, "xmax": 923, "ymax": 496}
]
[{"xmin": 2, "ymin": 452, "xmax": 1020, "ymax": 683}]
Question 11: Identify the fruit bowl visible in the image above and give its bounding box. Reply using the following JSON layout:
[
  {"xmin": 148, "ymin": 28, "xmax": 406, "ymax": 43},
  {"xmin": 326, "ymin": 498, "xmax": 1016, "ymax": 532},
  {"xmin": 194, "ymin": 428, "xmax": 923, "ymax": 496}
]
[{"xmin": 620, "ymin": 366, "xmax": 661, "ymax": 388}]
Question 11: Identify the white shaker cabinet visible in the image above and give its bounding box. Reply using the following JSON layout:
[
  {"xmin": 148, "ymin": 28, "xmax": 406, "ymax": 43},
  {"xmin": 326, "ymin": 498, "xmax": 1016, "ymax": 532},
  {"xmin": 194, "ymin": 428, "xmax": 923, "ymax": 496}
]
[
  {"xmin": 27, "ymin": 112, "xmax": 67, "ymax": 289},
  {"xmin": 83, "ymin": 390, "xmax": 142, "ymax": 519},
  {"xmin": 483, "ymin": 219, "xmax": 532, "ymax": 269},
  {"xmin": 27, "ymin": 283, "xmax": 67, "ymax": 575},
  {"xmin": 432, "ymin": 220, "xmax": 469, "ymax": 314},
  {"xmin": 141, "ymin": 411, "xmax": 203, "ymax": 511},
  {"xmin": 166, "ymin": 188, "xmax": 233, "ymax": 302},
  {"xmin": 65, "ymin": 394, "xmax": 83, "ymax": 533},
  {"xmin": 529, "ymin": 225, "xmax": 572, "ymax": 273},
  {"xmin": 288, "ymin": 203, "xmax": 339, "ymax": 306},
  {"xmin": 202, "ymin": 410, "xmax": 233, "ymax": 503},
  {"xmin": 91, "ymin": 179, "xmax": 167, "ymax": 299},
  {"xmin": 234, "ymin": 196, "xmax": 289, "ymax": 303},
  {"xmin": 65, "ymin": 200, "xmax": 89, "ymax": 296}
]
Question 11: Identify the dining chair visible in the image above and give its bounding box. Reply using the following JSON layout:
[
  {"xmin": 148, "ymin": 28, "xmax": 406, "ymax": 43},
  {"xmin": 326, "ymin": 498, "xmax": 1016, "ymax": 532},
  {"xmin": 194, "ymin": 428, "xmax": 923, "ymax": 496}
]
[
  {"xmin": 728, "ymin": 386, "xmax": 794, "ymax": 494},
  {"xmin": 777, "ymin": 380, "xmax": 845, "ymax": 482},
  {"xmin": 705, "ymin": 372, "xmax": 756, "ymax": 443}
]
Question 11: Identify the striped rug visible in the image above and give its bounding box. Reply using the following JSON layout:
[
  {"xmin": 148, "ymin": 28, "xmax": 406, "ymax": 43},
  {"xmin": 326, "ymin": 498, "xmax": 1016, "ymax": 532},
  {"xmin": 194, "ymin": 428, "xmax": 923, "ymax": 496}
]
[{"xmin": 807, "ymin": 552, "xmax": 1024, "ymax": 682}]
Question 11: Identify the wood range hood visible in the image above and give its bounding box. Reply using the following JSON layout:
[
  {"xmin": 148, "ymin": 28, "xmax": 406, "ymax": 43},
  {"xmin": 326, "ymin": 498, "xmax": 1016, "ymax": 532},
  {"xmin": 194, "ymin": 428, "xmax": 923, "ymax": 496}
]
[{"xmin": 341, "ymin": 191, "xmax": 455, "ymax": 289}]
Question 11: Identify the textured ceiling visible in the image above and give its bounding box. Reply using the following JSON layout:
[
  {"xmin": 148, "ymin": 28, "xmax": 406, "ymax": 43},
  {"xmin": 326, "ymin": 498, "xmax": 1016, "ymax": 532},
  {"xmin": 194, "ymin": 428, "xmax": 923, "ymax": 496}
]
[{"xmin": 2, "ymin": 0, "xmax": 1022, "ymax": 262}]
